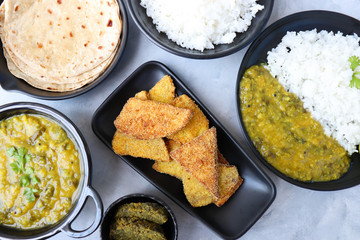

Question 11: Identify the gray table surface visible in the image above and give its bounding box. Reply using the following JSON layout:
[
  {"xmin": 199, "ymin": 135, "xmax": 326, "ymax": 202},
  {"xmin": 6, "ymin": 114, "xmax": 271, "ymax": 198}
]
[{"xmin": 1, "ymin": 0, "xmax": 359, "ymax": 239}]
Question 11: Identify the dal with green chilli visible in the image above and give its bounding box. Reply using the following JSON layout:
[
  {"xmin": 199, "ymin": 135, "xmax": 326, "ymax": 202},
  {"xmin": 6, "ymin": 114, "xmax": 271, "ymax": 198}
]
[
  {"xmin": 0, "ymin": 114, "xmax": 81, "ymax": 229},
  {"xmin": 240, "ymin": 65, "xmax": 351, "ymax": 182}
]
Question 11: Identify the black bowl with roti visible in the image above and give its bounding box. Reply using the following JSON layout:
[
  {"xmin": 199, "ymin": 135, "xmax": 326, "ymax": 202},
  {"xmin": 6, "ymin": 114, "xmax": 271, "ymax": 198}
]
[
  {"xmin": 0, "ymin": 0, "xmax": 128, "ymax": 100},
  {"xmin": 0, "ymin": 102, "xmax": 103, "ymax": 239}
]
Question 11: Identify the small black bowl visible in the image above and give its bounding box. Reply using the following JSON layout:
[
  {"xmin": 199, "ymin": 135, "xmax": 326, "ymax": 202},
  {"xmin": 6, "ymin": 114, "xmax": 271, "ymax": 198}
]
[
  {"xmin": 101, "ymin": 194, "xmax": 178, "ymax": 240},
  {"xmin": 0, "ymin": 0, "xmax": 128, "ymax": 100},
  {"xmin": 126, "ymin": 0, "xmax": 274, "ymax": 59}
]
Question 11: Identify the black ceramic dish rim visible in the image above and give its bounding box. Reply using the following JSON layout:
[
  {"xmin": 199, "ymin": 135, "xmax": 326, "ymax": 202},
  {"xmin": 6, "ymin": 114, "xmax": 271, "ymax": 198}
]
[
  {"xmin": 0, "ymin": 0, "xmax": 128, "ymax": 100},
  {"xmin": 0, "ymin": 102, "xmax": 103, "ymax": 239},
  {"xmin": 92, "ymin": 60, "xmax": 276, "ymax": 240},
  {"xmin": 235, "ymin": 10, "xmax": 360, "ymax": 191},
  {"xmin": 100, "ymin": 193, "xmax": 178, "ymax": 240},
  {"xmin": 125, "ymin": 0, "xmax": 274, "ymax": 59}
]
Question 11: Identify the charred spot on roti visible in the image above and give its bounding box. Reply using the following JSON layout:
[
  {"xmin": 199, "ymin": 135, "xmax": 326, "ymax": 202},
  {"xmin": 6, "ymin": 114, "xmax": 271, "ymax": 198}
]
[
  {"xmin": 57, "ymin": 0, "xmax": 62, "ymax": 4},
  {"xmin": 107, "ymin": 19, "xmax": 113, "ymax": 27},
  {"xmin": 69, "ymin": 32, "xmax": 73, "ymax": 37},
  {"xmin": 37, "ymin": 42, "xmax": 43, "ymax": 48},
  {"xmin": 14, "ymin": 5, "xmax": 18, "ymax": 11},
  {"xmin": 77, "ymin": 6, "xmax": 81, "ymax": 10},
  {"xmin": 47, "ymin": 9, "xmax": 52, "ymax": 14},
  {"xmin": 81, "ymin": 25, "xmax": 86, "ymax": 29}
]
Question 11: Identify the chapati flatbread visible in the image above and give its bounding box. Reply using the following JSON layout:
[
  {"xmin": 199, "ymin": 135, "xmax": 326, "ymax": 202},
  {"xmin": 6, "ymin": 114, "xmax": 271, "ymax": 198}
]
[{"xmin": 0, "ymin": 0, "xmax": 122, "ymax": 92}]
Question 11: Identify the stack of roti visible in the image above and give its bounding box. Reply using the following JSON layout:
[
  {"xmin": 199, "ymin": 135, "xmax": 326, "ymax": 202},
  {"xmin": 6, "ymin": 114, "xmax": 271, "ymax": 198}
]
[{"xmin": 0, "ymin": 0, "xmax": 122, "ymax": 92}]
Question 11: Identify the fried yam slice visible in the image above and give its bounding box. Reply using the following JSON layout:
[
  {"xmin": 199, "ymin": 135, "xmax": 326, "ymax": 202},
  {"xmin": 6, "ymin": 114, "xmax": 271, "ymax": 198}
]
[
  {"xmin": 114, "ymin": 98, "xmax": 193, "ymax": 140},
  {"xmin": 168, "ymin": 94, "xmax": 209, "ymax": 144},
  {"xmin": 112, "ymin": 130, "xmax": 170, "ymax": 162},
  {"xmin": 214, "ymin": 164, "xmax": 243, "ymax": 207},
  {"xmin": 170, "ymin": 127, "xmax": 219, "ymax": 198},
  {"xmin": 152, "ymin": 140, "xmax": 184, "ymax": 179},
  {"xmin": 149, "ymin": 75, "xmax": 176, "ymax": 104},
  {"xmin": 182, "ymin": 171, "xmax": 214, "ymax": 207},
  {"xmin": 152, "ymin": 160, "xmax": 184, "ymax": 179},
  {"xmin": 134, "ymin": 90, "xmax": 149, "ymax": 100},
  {"xmin": 183, "ymin": 163, "xmax": 242, "ymax": 207}
]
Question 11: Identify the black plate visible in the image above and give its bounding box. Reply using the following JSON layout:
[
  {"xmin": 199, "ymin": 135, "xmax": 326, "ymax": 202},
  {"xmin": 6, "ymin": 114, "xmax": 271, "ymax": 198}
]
[
  {"xmin": 125, "ymin": 0, "xmax": 274, "ymax": 59},
  {"xmin": 236, "ymin": 10, "xmax": 360, "ymax": 191},
  {"xmin": 0, "ymin": 0, "xmax": 128, "ymax": 100},
  {"xmin": 92, "ymin": 61, "xmax": 276, "ymax": 239}
]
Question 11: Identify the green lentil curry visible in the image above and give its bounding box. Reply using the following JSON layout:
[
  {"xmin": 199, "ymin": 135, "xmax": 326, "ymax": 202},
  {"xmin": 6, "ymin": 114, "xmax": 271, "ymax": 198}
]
[
  {"xmin": 0, "ymin": 114, "xmax": 81, "ymax": 229},
  {"xmin": 240, "ymin": 65, "xmax": 351, "ymax": 182}
]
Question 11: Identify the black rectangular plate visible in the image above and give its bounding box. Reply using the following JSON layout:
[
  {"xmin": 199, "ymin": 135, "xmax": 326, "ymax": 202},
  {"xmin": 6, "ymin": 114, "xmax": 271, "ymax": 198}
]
[{"xmin": 91, "ymin": 61, "xmax": 276, "ymax": 239}]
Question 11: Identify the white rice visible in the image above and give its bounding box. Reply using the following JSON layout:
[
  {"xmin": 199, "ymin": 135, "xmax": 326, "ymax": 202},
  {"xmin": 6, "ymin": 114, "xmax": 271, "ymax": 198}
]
[
  {"xmin": 266, "ymin": 29, "xmax": 360, "ymax": 154},
  {"xmin": 140, "ymin": 0, "xmax": 264, "ymax": 51}
]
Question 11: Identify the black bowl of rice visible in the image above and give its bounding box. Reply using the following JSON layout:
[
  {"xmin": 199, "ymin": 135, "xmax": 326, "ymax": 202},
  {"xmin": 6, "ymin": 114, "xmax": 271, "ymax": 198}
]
[{"xmin": 126, "ymin": 0, "xmax": 273, "ymax": 59}]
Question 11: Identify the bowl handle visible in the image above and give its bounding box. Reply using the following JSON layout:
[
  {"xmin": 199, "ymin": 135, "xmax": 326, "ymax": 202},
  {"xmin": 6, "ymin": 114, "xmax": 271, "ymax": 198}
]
[{"xmin": 61, "ymin": 186, "xmax": 103, "ymax": 238}]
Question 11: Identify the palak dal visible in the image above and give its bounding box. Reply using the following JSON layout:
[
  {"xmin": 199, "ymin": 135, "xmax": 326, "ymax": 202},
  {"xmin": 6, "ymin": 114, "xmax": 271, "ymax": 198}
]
[
  {"xmin": 0, "ymin": 114, "xmax": 81, "ymax": 229},
  {"xmin": 240, "ymin": 65, "xmax": 351, "ymax": 182},
  {"xmin": 0, "ymin": 0, "xmax": 122, "ymax": 92}
]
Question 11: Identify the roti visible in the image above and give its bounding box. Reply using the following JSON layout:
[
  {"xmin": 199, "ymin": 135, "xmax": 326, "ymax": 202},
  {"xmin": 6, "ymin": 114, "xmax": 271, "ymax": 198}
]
[{"xmin": 0, "ymin": 0, "xmax": 122, "ymax": 92}]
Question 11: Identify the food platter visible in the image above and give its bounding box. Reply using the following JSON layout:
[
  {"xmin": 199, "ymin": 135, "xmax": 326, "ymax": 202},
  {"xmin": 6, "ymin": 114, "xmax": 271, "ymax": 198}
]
[
  {"xmin": 126, "ymin": 0, "xmax": 274, "ymax": 59},
  {"xmin": 92, "ymin": 61, "xmax": 276, "ymax": 239},
  {"xmin": 236, "ymin": 10, "xmax": 360, "ymax": 191},
  {"xmin": 0, "ymin": 0, "xmax": 128, "ymax": 100}
]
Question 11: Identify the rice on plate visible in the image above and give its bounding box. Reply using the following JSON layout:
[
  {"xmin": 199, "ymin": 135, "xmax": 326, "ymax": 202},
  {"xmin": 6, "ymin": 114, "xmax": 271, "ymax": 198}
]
[
  {"xmin": 140, "ymin": 0, "xmax": 264, "ymax": 51},
  {"xmin": 266, "ymin": 29, "xmax": 360, "ymax": 154}
]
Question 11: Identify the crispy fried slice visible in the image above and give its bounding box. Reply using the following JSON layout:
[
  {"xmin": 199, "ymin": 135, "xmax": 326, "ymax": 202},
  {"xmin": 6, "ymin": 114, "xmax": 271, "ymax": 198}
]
[
  {"xmin": 182, "ymin": 171, "xmax": 214, "ymax": 207},
  {"xmin": 214, "ymin": 164, "xmax": 243, "ymax": 207},
  {"xmin": 168, "ymin": 94, "xmax": 209, "ymax": 144},
  {"xmin": 114, "ymin": 98, "xmax": 193, "ymax": 140},
  {"xmin": 135, "ymin": 90, "xmax": 149, "ymax": 100},
  {"xmin": 170, "ymin": 127, "xmax": 219, "ymax": 198},
  {"xmin": 183, "ymin": 163, "xmax": 242, "ymax": 207},
  {"xmin": 152, "ymin": 140, "xmax": 184, "ymax": 179},
  {"xmin": 112, "ymin": 130, "xmax": 170, "ymax": 162},
  {"xmin": 149, "ymin": 75, "xmax": 176, "ymax": 104},
  {"xmin": 152, "ymin": 159, "xmax": 184, "ymax": 179}
]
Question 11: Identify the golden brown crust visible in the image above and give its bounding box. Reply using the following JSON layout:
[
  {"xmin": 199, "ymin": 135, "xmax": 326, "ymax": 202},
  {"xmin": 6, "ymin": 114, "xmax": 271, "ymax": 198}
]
[
  {"xmin": 214, "ymin": 164, "xmax": 243, "ymax": 207},
  {"xmin": 170, "ymin": 127, "xmax": 219, "ymax": 198},
  {"xmin": 168, "ymin": 94, "xmax": 209, "ymax": 144},
  {"xmin": 182, "ymin": 171, "xmax": 214, "ymax": 207},
  {"xmin": 112, "ymin": 130, "xmax": 170, "ymax": 162},
  {"xmin": 114, "ymin": 98, "xmax": 193, "ymax": 140},
  {"xmin": 134, "ymin": 90, "xmax": 149, "ymax": 100},
  {"xmin": 149, "ymin": 75, "xmax": 176, "ymax": 104}
]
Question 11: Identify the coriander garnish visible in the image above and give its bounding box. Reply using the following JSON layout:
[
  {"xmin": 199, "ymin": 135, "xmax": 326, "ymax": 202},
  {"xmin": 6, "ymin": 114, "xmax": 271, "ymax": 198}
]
[
  {"xmin": 6, "ymin": 146, "xmax": 41, "ymax": 202},
  {"xmin": 349, "ymin": 56, "xmax": 360, "ymax": 89}
]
